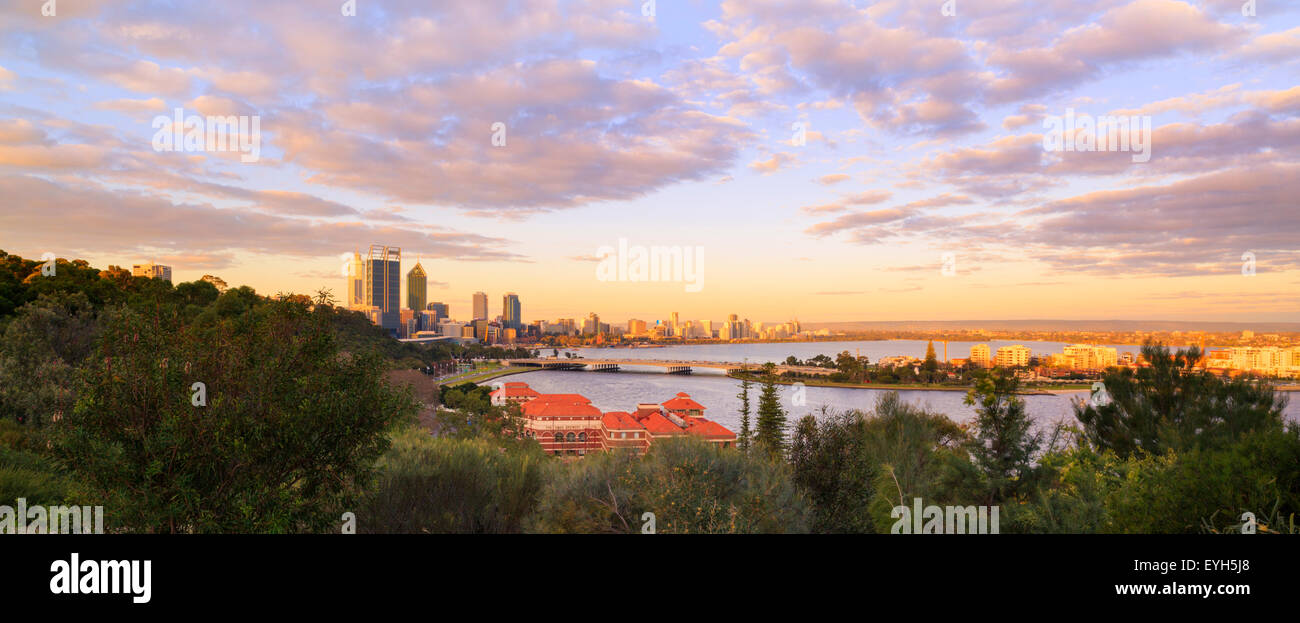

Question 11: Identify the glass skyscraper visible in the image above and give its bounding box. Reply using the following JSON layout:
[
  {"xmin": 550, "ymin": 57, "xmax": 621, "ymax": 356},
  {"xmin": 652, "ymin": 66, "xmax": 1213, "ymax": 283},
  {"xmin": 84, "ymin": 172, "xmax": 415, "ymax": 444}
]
[{"xmin": 365, "ymin": 245, "xmax": 401, "ymax": 335}]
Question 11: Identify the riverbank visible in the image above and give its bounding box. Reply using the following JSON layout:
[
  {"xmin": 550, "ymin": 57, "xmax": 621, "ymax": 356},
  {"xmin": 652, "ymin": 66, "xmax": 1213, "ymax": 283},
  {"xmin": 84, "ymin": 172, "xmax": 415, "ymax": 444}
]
[
  {"xmin": 437, "ymin": 366, "xmax": 532, "ymax": 387},
  {"xmin": 725, "ymin": 372, "xmax": 1091, "ymax": 395}
]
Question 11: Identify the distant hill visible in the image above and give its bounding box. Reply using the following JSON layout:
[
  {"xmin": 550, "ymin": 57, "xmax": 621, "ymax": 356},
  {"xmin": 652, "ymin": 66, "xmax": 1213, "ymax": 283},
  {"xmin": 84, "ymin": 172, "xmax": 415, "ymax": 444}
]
[{"xmin": 805, "ymin": 319, "xmax": 1300, "ymax": 332}]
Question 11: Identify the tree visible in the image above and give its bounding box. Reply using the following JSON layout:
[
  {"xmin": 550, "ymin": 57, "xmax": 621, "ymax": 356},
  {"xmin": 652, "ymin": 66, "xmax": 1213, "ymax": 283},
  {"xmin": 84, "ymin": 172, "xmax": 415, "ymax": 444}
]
[
  {"xmin": 963, "ymin": 368, "xmax": 1044, "ymax": 503},
  {"xmin": 1074, "ymin": 343, "xmax": 1286, "ymax": 458},
  {"xmin": 736, "ymin": 369, "xmax": 753, "ymax": 453},
  {"xmin": 50, "ymin": 300, "xmax": 418, "ymax": 533},
  {"xmin": 790, "ymin": 395, "xmax": 966, "ymax": 533},
  {"xmin": 313, "ymin": 287, "xmax": 336, "ymax": 307},
  {"xmin": 754, "ymin": 363, "xmax": 788, "ymax": 459},
  {"xmin": 923, "ymin": 340, "xmax": 939, "ymax": 381},
  {"xmin": 0, "ymin": 293, "xmax": 101, "ymax": 426}
]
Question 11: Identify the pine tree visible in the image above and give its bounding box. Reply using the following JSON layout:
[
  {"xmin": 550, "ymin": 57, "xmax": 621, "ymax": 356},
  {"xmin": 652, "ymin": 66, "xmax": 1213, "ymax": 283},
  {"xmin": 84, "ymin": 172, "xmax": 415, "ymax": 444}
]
[
  {"xmin": 754, "ymin": 363, "xmax": 788, "ymax": 459},
  {"xmin": 736, "ymin": 371, "xmax": 753, "ymax": 453},
  {"xmin": 923, "ymin": 340, "xmax": 939, "ymax": 382}
]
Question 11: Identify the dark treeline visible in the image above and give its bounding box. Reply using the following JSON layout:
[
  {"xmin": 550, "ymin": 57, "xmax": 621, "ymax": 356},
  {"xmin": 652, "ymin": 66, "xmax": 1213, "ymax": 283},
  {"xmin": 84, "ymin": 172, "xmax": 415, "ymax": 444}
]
[{"xmin": 1, "ymin": 250, "xmax": 1296, "ymax": 533}]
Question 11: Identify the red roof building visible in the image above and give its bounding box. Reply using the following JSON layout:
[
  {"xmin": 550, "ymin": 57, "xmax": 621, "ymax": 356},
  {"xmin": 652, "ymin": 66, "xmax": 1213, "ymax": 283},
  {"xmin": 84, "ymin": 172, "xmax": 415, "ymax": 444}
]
[
  {"xmin": 489, "ymin": 381, "xmax": 542, "ymax": 406},
  {"xmin": 504, "ymin": 384, "xmax": 736, "ymax": 456}
]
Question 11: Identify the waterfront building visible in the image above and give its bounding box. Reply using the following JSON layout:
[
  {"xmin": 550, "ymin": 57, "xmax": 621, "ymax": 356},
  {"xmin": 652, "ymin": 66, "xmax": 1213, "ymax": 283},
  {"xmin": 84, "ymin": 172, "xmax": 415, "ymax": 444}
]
[
  {"xmin": 994, "ymin": 345, "xmax": 1031, "ymax": 368},
  {"xmin": 490, "ymin": 384, "xmax": 737, "ymax": 456},
  {"xmin": 970, "ymin": 344, "xmax": 991, "ymax": 368}
]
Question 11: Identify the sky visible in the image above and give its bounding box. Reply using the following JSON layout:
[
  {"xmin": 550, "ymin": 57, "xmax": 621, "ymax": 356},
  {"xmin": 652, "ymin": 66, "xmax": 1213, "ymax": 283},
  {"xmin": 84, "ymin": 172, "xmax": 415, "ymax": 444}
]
[{"xmin": 1, "ymin": 0, "xmax": 1298, "ymax": 325}]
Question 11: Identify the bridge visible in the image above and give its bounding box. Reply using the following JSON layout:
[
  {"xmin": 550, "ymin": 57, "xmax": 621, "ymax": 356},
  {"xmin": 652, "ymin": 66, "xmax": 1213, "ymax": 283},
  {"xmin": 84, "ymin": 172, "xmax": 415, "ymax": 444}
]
[{"xmin": 502, "ymin": 358, "xmax": 835, "ymax": 376}]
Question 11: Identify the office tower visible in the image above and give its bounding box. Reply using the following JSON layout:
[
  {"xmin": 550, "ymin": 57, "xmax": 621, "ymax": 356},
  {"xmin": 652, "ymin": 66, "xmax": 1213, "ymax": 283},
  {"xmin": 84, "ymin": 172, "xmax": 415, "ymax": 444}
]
[
  {"xmin": 406, "ymin": 261, "xmax": 427, "ymax": 311},
  {"xmin": 473, "ymin": 292, "xmax": 488, "ymax": 320},
  {"xmin": 345, "ymin": 251, "xmax": 365, "ymax": 309},
  {"xmin": 365, "ymin": 245, "xmax": 401, "ymax": 335},
  {"xmin": 502, "ymin": 293, "xmax": 521, "ymax": 330},
  {"xmin": 132, "ymin": 262, "xmax": 172, "ymax": 283},
  {"xmin": 427, "ymin": 302, "xmax": 449, "ymax": 323},
  {"xmin": 628, "ymin": 319, "xmax": 647, "ymax": 336},
  {"xmin": 583, "ymin": 312, "xmax": 601, "ymax": 335}
]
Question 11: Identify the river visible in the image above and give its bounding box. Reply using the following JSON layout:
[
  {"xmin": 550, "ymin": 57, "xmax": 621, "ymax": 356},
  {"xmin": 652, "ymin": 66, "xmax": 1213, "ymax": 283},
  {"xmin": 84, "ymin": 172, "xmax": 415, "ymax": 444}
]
[
  {"xmin": 486, "ymin": 338, "xmax": 1289, "ymax": 431},
  {"xmin": 488, "ymin": 340, "xmax": 1298, "ymax": 431}
]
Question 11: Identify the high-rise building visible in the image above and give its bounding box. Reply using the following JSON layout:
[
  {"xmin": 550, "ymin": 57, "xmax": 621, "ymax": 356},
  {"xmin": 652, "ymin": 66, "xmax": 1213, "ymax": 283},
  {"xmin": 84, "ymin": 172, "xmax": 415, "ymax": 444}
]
[
  {"xmin": 472, "ymin": 292, "xmax": 488, "ymax": 320},
  {"xmin": 406, "ymin": 261, "xmax": 427, "ymax": 311},
  {"xmin": 502, "ymin": 293, "xmax": 522, "ymax": 330},
  {"xmin": 628, "ymin": 319, "xmax": 647, "ymax": 336},
  {"xmin": 345, "ymin": 251, "xmax": 365, "ymax": 309},
  {"xmin": 365, "ymin": 245, "xmax": 401, "ymax": 335},
  {"xmin": 427, "ymin": 302, "xmax": 449, "ymax": 323},
  {"xmin": 583, "ymin": 312, "xmax": 601, "ymax": 335},
  {"xmin": 970, "ymin": 344, "xmax": 991, "ymax": 368},
  {"xmin": 994, "ymin": 345, "xmax": 1031, "ymax": 368},
  {"xmin": 132, "ymin": 262, "xmax": 172, "ymax": 283}
]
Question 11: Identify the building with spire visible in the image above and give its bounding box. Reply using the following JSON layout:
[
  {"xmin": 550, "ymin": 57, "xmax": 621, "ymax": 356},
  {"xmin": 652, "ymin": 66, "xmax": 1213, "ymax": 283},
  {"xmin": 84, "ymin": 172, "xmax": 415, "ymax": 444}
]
[{"xmin": 406, "ymin": 261, "xmax": 427, "ymax": 311}]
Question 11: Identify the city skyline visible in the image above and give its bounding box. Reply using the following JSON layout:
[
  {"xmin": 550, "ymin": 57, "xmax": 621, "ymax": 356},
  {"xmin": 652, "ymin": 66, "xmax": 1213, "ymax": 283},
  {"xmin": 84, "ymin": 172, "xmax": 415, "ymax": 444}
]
[{"xmin": 2, "ymin": 2, "xmax": 1298, "ymax": 322}]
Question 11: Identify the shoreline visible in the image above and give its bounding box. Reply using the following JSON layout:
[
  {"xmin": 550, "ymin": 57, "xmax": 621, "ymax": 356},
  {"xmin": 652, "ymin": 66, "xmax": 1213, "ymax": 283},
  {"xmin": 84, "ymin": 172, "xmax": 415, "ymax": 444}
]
[{"xmin": 725, "ymin": 373, "xmax": 1086, "ymax": 395}]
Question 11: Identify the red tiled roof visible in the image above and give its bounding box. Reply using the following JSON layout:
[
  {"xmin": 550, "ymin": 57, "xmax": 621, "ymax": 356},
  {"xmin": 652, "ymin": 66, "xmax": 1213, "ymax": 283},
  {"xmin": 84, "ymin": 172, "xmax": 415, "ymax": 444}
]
[
  {"xmin": 490, "ymin": 383, "xmax": 541, "ymax": 398},
  {"xmin": 636, "ymin": 411, "xmax": 686, "ymax": 435},
  {"xmin": 661, "ymin": 392, "xmax": 705, "ymax": 411},
  {"xmin": 523, "ymin": 400, "xmax": 602, "ymax": 418},
  {"xmin": 522, "ymin": 392, "xmax": 600, "ymax": 418},
  {"xmin": 601, "ymin": 411, "xmax": 644, "ymax": 431},
  {"xmin": 683, "ymin": 417, "xmax": 736, "ymax": 440}
]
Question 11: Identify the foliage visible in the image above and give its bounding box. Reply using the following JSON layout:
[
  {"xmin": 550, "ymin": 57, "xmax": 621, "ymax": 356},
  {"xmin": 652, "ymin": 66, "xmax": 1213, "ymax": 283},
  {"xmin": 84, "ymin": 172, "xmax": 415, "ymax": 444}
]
[
  {"xmin": 753, "ymin": 363, "xmax": 788, "ymax": 459},
  {"xmin": 47, "ymin": 300, "xmax": 417, "ymax": 533},
  {"xmin": 790, "ymin": 394, "xmax": 967, "ymax": 533},
  {"xmin": 359, "ymin": 426, "xmax": 545, "ymax": 533},
  {"xmin": 527, "ymin": 437, "xmax": 809, "ymax": 534},
  {"xmin": 1075, "ymin": 343, "xmax": 1287, "ymax": 458}
]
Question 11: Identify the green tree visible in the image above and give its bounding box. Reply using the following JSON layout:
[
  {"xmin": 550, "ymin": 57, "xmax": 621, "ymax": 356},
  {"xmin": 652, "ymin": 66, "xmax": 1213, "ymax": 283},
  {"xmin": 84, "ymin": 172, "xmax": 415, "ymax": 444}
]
[
  {"xmin": 1075, "ymin": 343, "xmax": 1287, "ymax": 458},
  {"xmin": 962, "ymin": 368, "xmax": 1044, "ymax": 503},
  {"xmin": 0, "ymin": 293, "xmax": 101, "ymax": 426},
  {"xmin": 50, "ymin": 300, "xmax": 418, "ymax": 533},
  {"xmin": 754, "ymin": 362, "xmax": 788, "ymax": 459},
  {"xmin": 790, "ymin": 394, "xmax": 967, "ymax": 533},
  {"xmin": 923, "ymin": 340, "xmax": 939, "ymax": 381},
  {"xmin": 736, "ymin": 367, "xmax": 753, "ymax": 453}
]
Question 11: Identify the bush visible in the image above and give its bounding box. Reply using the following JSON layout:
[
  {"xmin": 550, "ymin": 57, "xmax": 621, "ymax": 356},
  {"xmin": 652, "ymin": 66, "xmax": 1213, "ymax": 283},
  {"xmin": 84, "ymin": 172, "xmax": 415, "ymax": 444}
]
[
  {"xmin": 790, "ymin": 394, "xmax": 967, "ymax": 533},
  {"xmin": 1106, "ymin": 426, "xmax": 1300, "ymax": 533},
  {"xmin": 529, "ymin": 436, "xmax": 810, "ymax": 534},
  {"xmin": 360, "ymin": 426, "xmax": 545, "ymax": 533}
]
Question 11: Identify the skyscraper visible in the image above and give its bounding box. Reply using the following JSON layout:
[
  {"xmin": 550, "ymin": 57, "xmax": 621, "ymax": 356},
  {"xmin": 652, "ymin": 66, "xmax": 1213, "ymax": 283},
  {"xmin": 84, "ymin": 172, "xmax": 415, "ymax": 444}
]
[
  {"xmin": 406, "ymin": 261, "xmax": 427, "ymax": 311},
  {"xmin": 502, "ymin": 293, "xmax": 521, "ymax": 330},
  {"xmin": 365, "ymin": 245, "xmax": 401, "ymax": 335},
  {"xmin": 472, "ymin": 291, "xmax": 488, "ymax": 320},
  {"xmin": 427, "ymin": 302, "xmax": 449, "ymax": 322},
  {"xmin": 345, "ymin": 251, "xmax": 365, "ymax": 309}
]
